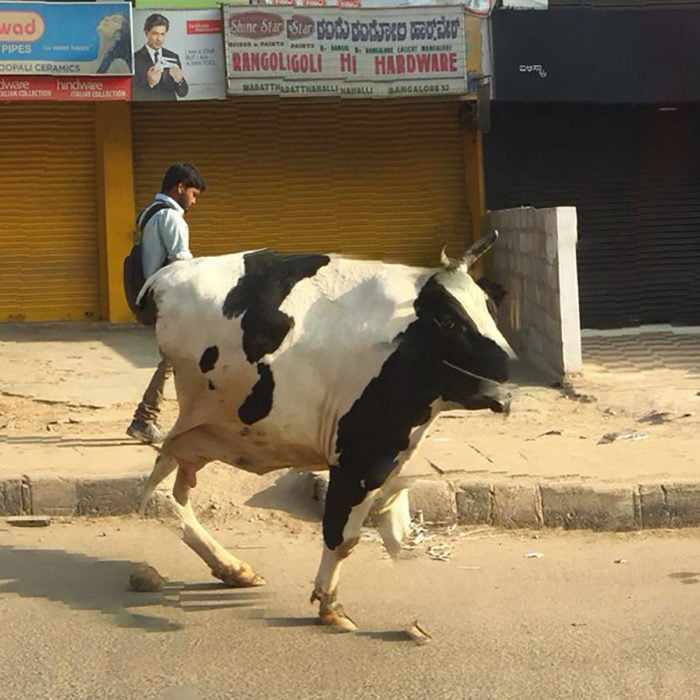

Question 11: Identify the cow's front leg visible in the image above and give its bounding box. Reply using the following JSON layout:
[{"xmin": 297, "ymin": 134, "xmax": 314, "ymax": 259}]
[
  {"xmin": 171, "ymin": 462, "xmax": 265, "ymax": 588},
  {"xmin": 311, "ymin": 542, "xmax": 359, "ymax": 632},
  {"xmin": 311, "ymin": 477, "xmax": 380, "ymax": 631}
]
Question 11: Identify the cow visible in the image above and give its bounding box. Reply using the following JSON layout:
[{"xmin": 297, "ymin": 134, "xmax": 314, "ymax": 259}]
[{"xmin": 138, "ymin": 231, "xmax": 515, "ymax": 631}]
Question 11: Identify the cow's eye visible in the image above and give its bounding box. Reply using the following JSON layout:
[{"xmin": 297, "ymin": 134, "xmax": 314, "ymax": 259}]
[{"xmin": 440, "ymin": 317, "xmax": 456, "ymax": 331}]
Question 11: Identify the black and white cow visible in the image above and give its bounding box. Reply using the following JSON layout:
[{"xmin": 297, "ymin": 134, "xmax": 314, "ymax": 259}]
[{"xmin": 138, "ymin": 232, "xmax": 514, "ymax": 630}]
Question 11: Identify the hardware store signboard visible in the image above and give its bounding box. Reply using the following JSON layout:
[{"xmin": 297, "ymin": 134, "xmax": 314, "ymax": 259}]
[{"xmin": 222, "ymin": 5, "xmax": 466, "ymax": 98}]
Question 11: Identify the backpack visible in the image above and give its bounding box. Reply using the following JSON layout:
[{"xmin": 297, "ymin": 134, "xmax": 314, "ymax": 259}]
[{"xmin": 122, "ymin": 201, "xmax": 174, "ymax": 325}]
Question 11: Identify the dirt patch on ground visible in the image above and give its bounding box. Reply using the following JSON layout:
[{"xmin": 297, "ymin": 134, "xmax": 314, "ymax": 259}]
[
  {"xmin": 0, "ymin": 394, "xmax": 177, "ymax": 438},
  {"xmin": 2, "ymin": 365, "xmax": 697, "ymax": 442},
  {"xmin": 1, "ymin": 344, "xmax": 699, "ymax": 534},
  {"xmin": 411, "ymin": 364, "xmax": 700, "ymax": 484}
]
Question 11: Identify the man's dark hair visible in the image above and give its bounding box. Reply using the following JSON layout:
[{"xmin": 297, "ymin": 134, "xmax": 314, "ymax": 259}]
[
  {"xmin": 144, "ymin": 13, "xmax": 169, "ymax": 33},
  {"xmin": 161, "ymin": 163, "xmax": 206, "ymax": 193}
]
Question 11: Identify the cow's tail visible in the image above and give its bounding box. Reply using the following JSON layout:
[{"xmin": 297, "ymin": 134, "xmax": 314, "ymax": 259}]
[
  {"xmin": 133, "ymin": 280, "xmax": 159, "ymax": 326},
  {"xmin": 139, "ymin": 451, "xmax": 179, "ymax": 515}
]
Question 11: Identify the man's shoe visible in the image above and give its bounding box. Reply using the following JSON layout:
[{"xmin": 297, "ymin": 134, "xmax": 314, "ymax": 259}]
[{"xmin": 126, "ymin": 420, "xmax": 164, "ymax": 444}]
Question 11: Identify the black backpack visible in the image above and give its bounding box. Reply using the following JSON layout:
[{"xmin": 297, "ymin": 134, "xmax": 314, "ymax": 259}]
[{"xmin": 122, "ymin": 201, "xmax": 174, "ymax": 325}]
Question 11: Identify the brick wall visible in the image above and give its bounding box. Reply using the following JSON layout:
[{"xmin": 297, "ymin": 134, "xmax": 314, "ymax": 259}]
[{"xmin": 486, "ymin": 206, "xmax": 582, "ymax": 379}]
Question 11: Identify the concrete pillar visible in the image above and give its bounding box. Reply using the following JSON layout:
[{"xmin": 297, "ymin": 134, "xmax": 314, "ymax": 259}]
[{"xmin": 94, "ymin": 102, "xmax": 136, "ymax": 323}]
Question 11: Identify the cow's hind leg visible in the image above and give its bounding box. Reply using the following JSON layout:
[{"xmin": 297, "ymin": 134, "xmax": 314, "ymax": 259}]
[
  {"xmin": 170, "ymin": 462, "xmax": 265, "ymax": 588},
  {"xmin": 139, "ymin": 452, "xmax": 179, "ymax": 515},
  {"xmin": 374, "ymin": 486, "xmax": 411, "ymax": 558},
  {"xmin": 311, "ymin": 487, "xmax": 380, "ymax": 632}
]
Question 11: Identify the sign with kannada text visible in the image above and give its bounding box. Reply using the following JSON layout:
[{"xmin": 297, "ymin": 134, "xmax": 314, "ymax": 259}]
[
  {"xmin": 0, "ymin": 2, "xmax": 133, "ymax": 76},
  {"xmin": 223, "ymin": 5, "xmax": 467, "ymax": 98}
]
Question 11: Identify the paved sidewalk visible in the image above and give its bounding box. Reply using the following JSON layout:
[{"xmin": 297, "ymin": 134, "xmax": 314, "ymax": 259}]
[{"xmin": 0, "ymin": 322, "xmax": 699, "ymax": 531}]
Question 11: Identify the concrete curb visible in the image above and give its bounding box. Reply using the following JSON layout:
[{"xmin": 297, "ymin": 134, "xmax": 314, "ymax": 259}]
[
  {"xmin": 310, "ymin": 473, "xmax": 700, "ymax": 531},
  {"xmin": 2, "ymin": 472, "xmax": 700, "ymax": 531},
  {"xmin": 0, "ymin": 475, "xmax": 148, "ymax": 518}
]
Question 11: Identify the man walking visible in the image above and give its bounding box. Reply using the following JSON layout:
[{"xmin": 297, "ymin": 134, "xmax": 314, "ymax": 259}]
[
  {"xmin": 126, "ymin": 162, "xmax": 206, "ymax": 444},
  {"xmin": 132, "ymin": 13, "xmax": 188, "ymax": 101}
]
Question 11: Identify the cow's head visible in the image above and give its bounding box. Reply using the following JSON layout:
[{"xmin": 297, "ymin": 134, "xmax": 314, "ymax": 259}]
[{"xmin": 415, "ymin": 231, "xmax": 515, "ymax": 414}]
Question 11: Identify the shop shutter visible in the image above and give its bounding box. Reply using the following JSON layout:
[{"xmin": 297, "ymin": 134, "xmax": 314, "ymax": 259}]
[
  {"xmin": 0, "ymin": 103, "xmax": 99, "ymax": 322},
  {"xmin": 131, "ymin": 99, "xmax": 470, "ymax": 267},
  {"xmin": 484, "ymin": 103, "xmax": 700, "ymax": 328}
]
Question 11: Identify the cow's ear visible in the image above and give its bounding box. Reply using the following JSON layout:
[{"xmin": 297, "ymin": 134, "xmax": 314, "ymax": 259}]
[{"xmin": 415, "ymin": 277, "xmax": 447, "ymax": 319}]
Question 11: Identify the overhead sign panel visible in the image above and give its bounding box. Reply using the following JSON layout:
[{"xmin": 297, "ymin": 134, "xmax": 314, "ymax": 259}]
[
  {"xmin": 223, "ymin": 5, "xmax": 467, "ymax": 98},
  {"xmin": 0, "ymin": 75, "xmax": 130, "ymax": 99},
  {"xmin": 252, "ymin": 0, "xmax": 495, "ymax": 17},
  {"xmin": 0, "ymin": 2, "xmax": 133, "ymax": 76},
  {"xmin": 492, "ymin": 8, "xmax": 700, "ymax": 103},
  {"xmin": 132, "ymin": 9, "xmax": 226, "ymax": 101}
]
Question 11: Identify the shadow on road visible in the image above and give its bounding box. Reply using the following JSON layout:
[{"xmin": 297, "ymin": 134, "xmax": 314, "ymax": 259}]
[
  {"xmin": 0, "ymin": 544, "xmax": 272, "ymax": 632},
  {"xmin": 245, "ymin": 470, "xmax": 324, "ymax": 523}
]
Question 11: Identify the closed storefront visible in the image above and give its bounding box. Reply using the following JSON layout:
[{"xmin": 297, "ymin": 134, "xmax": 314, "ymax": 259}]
[
  {"xmin": 132, "ymin": 98, "xmax": 472, "ymax": 267},
  {"xmin": 0, "ymin": 4, "xmax": 487, "ymax": 324},
  {"xmin": 487, "ymin": 7, "xmax": 700, "ymax": 329},
  {"xmin": 0, "ymin": 103, "xmax": 99, "ymax": 322},
  {"xmin": 485, "ymin": 103, "xmax": 700, "ymax": 329}
]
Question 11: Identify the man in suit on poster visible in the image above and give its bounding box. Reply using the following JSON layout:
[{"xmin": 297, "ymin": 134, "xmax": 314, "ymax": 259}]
[{"xmin": 133, "ymin": 13, "xmax": 189, "ymax": 101}]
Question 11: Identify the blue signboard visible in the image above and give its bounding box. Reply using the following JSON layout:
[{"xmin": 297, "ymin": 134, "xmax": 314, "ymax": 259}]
[{"xmin": 0, "ymin": 2, "xmax": 133, "ymax": 75}]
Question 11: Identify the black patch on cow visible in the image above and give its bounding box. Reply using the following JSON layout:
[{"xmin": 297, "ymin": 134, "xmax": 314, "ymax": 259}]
[
  {"xmin": 199, "ymin": 345, "xmax": 219, "ymax": 373},
  {"xmin": 238, "ymin": 362, "xmax": 274, "ymax": 425},
  {"xmin": 323, "ymin": 275, "xmax": 510, "ymax": 550},
  {"xmin": 323, "ymin": 324, "xmax": 439, "ymax": 549},
  {"xmin": 208, "ymin": 379, "xmax": 216, "ymax": 391},
  {"xmin": 415, "ymin": 277, "xmax": 509, "ymax": 385},
  {"xmin": 222, "ymin": 250, "xmax": 331, "ymax": 363}
]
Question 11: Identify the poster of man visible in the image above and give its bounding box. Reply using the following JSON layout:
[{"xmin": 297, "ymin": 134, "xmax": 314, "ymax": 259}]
[{"xmin": 132, "ymin": 9, "xmax": 226, "ymax": 101}]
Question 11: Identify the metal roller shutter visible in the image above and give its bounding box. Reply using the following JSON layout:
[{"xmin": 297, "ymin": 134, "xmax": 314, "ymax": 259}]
[
  {"xmin": 0, "ymin": 103, "xmax": 99, "ymax": 322},
  {"xmin": 131, "ymin": 99, "xmax": 470, "ymax": 267},
  {"xmin": 484, "ymin": 103, "xmax": 700, "ymax": 328}
]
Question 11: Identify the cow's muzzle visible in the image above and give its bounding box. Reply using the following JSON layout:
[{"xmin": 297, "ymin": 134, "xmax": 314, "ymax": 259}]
[
  {"xmin": 462, "ymin": 387, "xmax": 511, "ymax": 415},
  {"xmin": 442, "ymin": 360, "xmax": 512, "ymax": 415}
]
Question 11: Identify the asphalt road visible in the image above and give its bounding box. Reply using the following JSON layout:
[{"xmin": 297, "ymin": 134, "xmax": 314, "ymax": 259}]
[{"xmin": 0, "ymin": 516, "xmax": 698, "ymax": 700}]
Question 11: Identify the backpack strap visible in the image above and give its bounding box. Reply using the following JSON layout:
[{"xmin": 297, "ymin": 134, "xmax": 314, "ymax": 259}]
[
  {"xmin": 124, "ymin": 201, "xmax": 176, "ymax": 326},
  {"xmin": 137, "ymin": 200, "xmax": 175, "ymax": 236}
]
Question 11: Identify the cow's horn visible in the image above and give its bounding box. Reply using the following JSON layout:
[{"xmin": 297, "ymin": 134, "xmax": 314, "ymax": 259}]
[
  {"xmin": 440, "ymin": 245, "xmax": 461, "ymax": 271},
  {"xmin": 463, "ymin": 230, "xmax": 499, "ymax": 268}
]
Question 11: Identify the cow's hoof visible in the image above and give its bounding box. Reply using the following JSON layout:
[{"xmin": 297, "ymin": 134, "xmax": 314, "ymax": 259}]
[
  {"xmin": 319, "ymin": 608, "xmax": 358, "ymax": 632},
  {"xmin": 213, "ymin": 567, "xmax": 266, "ymax": 588},
  {"xmin": 311, "ymin": 592, "xmax": 358, "ymax": 632}
]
